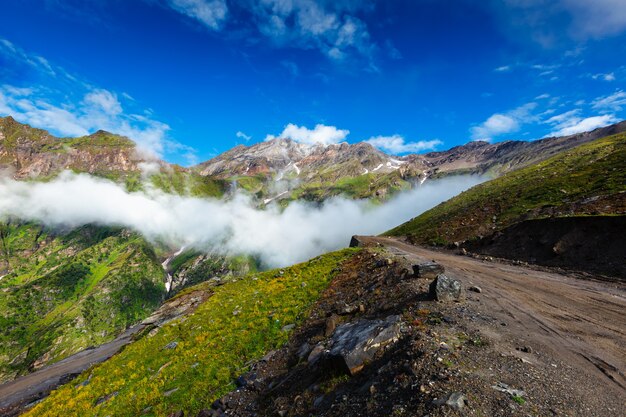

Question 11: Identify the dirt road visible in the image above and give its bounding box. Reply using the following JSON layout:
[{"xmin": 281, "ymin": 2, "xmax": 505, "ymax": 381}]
[
  {"xmin": 0, "ymin": 324, "xmax": 144, "ymax": 416},
  {"xmin": 362, "ymin": 236, "xmax": 626, "ymax": 410}
]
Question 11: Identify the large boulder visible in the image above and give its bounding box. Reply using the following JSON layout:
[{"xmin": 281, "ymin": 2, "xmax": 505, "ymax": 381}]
[
  {"xmin": 429, "ymin": 274, "xmax": 463, "ymax": 302},
  {"xmin": 412, "ymin": 261, "xmax": 445, "ymax": 279},
  {"xmin": 328, "ymin": 315, "xmax": 402, "ymax": 375},
  {"xmin": 349, "ymin": 235, "xmax": 365, "ymax": 248}
]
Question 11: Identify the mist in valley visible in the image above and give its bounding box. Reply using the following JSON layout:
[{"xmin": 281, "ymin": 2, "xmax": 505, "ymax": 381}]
[{"xmin": 0, "ymin": 172, "xmax": 485, "ymax": 267}]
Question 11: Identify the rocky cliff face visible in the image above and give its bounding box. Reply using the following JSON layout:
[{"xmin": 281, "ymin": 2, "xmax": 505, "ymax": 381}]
[
  {"xmin": 195, "ymin": 138, "xmax": 410, "ymax": 180},
  {"xmin": 0, "ymin": 116, "xmax": 145, "ymax": 179},
  {"xmin": 419, "ymin": 120, "xmax": 626, "ymax": 176}
]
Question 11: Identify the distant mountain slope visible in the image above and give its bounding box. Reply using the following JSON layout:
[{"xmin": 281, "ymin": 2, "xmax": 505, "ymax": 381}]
[
  {"xmin": 194, "ymin": 121, "xmax": 626, "ymax": 202},
  {"xmin": 195, "ymin": 139, "xmax": 412, "ymax": 179},
  {"xmin": 0, "ymin": 116, "xmax": 140, "ymax": 180},
  {"xmin": 418, "ymin": 120, "xmax": 626, "ymax": 177},
  {"xmin": 386, "ymin": 131, "xmax": 626, "ymax": 246},
  {"xmin": 3, "ymin": 114, "xmax": 625, "ymax": 202}
]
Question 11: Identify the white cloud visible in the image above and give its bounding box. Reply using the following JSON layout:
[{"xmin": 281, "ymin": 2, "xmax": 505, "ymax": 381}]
[
  {"xmin": 236, "ymin": 131, "xmax": 252, "ymax": 141},
  {"xmin": 161, "ymin": 0, "xmax": 375, "ymax": 61},
  {"xmin": 545, "ymin": 109, "xmax": 618, "ymax": 136},
  {"xmin": 0, "ymin": 39, "xmax": 59, "ymax": 77},
  {"xmin": 560, "ymin": 0, "xmax": 626, "ymax": 38},
  {"xmin": 494, "ymin": 65, "xmax": 512, "ymax": 72},
  {"xmin": 365, "ymin": 135, "xmax": 442, "ymax": 154},
  {"xmin": 84, "ymin": 89, "xmax": 123, "ymax": 116},
  {"xmin": 265, "ymin": 123, "xmax": 350, "ymax": 146},
  {"xmin": 535, "ymin": 93, "xmax": 550, "ymax": 99},
  {"xmin": 0, "ymin": 171, "xmax": 484, "ymax": 268},
  {"xmin": 592, "ymin": 90, "xmax": 626, "ymax": 112},
  {"xmin": 470, "ymin": 103, "xmax": 538, "ymax": 141},
  {"xmin": 0, "ymin": 39, "xmax": 192, "ymax": 162},
  {"xmin": 545, "ymin": 109, "xmax": 580, "ymax": 125},
  {"xmin": 592, "ymin": 72, "xmax": 616, "ymax": 82},
  {"xmin": 471, "ymin": 114, "xmax": 518, "ymax": 141},
  {"xmin": 0, "ymin": 84, "xmax": 170, "ymax": 159},
  {"xmin": 255, "ymin": 0, "xmax": 374, "ymax": 60},
  {"xmin": 166, "ymin": 0, "xmax": 228, "ymax": 30}
]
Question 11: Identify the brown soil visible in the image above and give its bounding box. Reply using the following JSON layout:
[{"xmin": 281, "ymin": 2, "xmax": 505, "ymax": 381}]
[{"xmin": 465, "ymin": 215, "xmax": 626, "ymax": 279}]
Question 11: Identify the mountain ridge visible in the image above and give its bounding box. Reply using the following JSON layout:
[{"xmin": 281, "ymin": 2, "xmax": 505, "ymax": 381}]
[{"xmin": 3, "ymin": 115, "xmax": 625, "ymax": 202}]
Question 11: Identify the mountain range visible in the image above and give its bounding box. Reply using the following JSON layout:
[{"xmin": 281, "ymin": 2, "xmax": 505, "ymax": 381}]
[
  {"xmin": 1, "ymin": 115, "xmax": 625, "ymax": 416},
  {"xmin": 3, "ymin": 115, "xmax": 625, "ymax": 202}
]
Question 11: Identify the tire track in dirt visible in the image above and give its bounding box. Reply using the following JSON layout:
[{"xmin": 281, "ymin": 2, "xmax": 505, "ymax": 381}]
[{"xmin": 363, "ymin": 236, "xmax": 626, "ymax": 396}]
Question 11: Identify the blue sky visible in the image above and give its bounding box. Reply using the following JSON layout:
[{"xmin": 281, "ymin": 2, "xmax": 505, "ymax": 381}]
[{"xmin": 1, "ymin": 0, "xmax": 625, "ymax": 165}]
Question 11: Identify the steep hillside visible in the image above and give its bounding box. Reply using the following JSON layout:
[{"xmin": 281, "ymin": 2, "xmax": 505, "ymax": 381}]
[
  {"xmin": 23, "ymin": 248, "xmax": 359, "ymax": 417},
  {"xmin": 0, "ymin": 116, "xmax": 226, "ymax": 198},
  {"xmin": 0, "ymin": 116, "xmax": 140, "ymax": 180},
  {"xmin": 0, "ymin": 223, "xmax": 166, "ymax": 382},
  {"xmin": 387, "ymin": 131, "xmax": 626, "ymax": 248}
]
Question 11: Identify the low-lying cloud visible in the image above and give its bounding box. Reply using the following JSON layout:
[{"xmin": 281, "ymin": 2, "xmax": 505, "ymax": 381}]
[{"xmin": 0, "ymin": 172, "xmax": 484, "ymax": 268}]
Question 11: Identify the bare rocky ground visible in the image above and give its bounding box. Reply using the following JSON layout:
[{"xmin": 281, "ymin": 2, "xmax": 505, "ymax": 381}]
[{"xmin": 192, "ymin": 237, "xmax": 626, "ymax": 417}]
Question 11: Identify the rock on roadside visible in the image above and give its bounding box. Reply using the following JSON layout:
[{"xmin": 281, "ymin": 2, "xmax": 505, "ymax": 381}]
[
  {"xmin": 412, "ymin": 261, "xmax": 445, "ymax": 279},
  {"xmin": 429, "ymin": 274, "xmax": 464, "ymax": 302},
  {"xmin": 328, "ymin": 315, "xmax": 402, "ymax": 375}
]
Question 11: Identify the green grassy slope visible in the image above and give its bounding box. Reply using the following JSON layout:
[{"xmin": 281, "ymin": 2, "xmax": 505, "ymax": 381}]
[
  {"xmin": 289, "ymin": 171, "xmax": 413, "ymax": 202},
  {"xmin": 386, "ymin": 132, "xmax": 626, "ymax": 244},
  {"xmin": 166, "ymin": 249, "xmax": 258, "ymax": 292},
  {"xmin": 25, "ymin": 248, "xmax": 359, "ymax": 417},
  {"xmin": 0, "ymin": 224, "xmax": 166, "ymax": 381}
]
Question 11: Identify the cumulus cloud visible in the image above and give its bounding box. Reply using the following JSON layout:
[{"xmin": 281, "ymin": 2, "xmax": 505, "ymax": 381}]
[
  {"xmin": 265, "ymin": 123, "xmax": 350, "ymax": 146},
  {"xmin": 0, "ymin": 39, "xmax": 192, "ymax": 162},
  {"xmin": 0, "ymin": 172, "xmax": 484, "ymax": 268},
  {"xmin": 592, "ymin": 90, "xmax": 626, "ymax": 112},
  {"xmin": 166, "ymin": 0, "xmax": 228, "ymax": 29},
  {"xmin": 365, "ymin": 135, "xmax": 442, "ymax": 154},
  {"xmin": 545, "ymin": 110, "xmax": 618, "ymax": 136},
  {"xmin": 470, "ymin": 103, "xmax": 538, "ymax": 141},
  {"xmin": 471, "ymin": 114, "xmax": 518, "ymax": 141}
]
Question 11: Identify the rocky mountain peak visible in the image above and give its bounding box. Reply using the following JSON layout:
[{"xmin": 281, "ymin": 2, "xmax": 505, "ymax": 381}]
[
  {"xmin": 195, "ymin": 137, "xmax": 403, "ymax": 179},
  {"xmin": 0, "ymin": 117, "xmax": 142, "ymax": 179}
]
